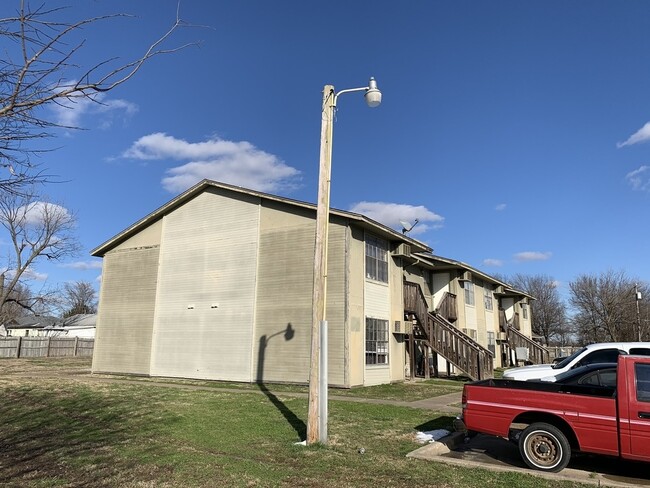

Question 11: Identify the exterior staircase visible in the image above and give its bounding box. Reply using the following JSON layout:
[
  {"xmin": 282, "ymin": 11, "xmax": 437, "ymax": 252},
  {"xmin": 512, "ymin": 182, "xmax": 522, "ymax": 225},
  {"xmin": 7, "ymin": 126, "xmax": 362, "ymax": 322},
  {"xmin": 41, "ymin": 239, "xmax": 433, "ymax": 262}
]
[
  {"xmin": 498, "ymin": 308, "xmax": 550, "ymax": 365},
  {"xmin": 403, "ymin": 281, "xmax": 494, "ymax": 380},
  {"xmin": 506, "ymin": 324, "xmax": 550, "ymax": 365}
]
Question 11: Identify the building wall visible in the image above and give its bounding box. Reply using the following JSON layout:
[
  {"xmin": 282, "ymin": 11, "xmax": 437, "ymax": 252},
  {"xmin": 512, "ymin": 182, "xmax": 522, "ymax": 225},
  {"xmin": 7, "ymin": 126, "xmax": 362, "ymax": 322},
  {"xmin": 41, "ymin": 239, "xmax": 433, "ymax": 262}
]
[
  {"xmin": 149, "ymin": 189, "xmax": 260, "ymax": 382},
  {"xmin": 251, "ymin": 203, "xmax": 348, "ymax": 387},
  {"xmin": 92, "ymin": 246, "xmax": 160, "ymax": 375},
  {"xmin": 364, "ymin": 233, "xmax": 391, "ymax": 386},
  {"xmin": 348, "ymin": 226, "xmax": 365, "ymax": 387},
  {"xmin": 389, "ymin": 256, "xmax": 406, "ymax": 382},
  {"xmin": 113, "ymin": 219, "xmax": 162, "ymax": 251},
  {"xmin": 432, "ymin": 272, "xmax": 451, "ymax": 310},
  {"xmin": 252, "ymin": 203, "xmax": 314, "ymax": 384}
]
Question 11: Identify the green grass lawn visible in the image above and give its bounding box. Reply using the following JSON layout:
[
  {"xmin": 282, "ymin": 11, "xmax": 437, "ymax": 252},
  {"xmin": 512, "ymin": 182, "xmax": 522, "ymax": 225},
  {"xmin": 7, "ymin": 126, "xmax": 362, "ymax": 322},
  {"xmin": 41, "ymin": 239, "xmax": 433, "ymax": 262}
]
[{"xmin": 0, "ymin": 360, "xmax": 584, "ymax": 487}]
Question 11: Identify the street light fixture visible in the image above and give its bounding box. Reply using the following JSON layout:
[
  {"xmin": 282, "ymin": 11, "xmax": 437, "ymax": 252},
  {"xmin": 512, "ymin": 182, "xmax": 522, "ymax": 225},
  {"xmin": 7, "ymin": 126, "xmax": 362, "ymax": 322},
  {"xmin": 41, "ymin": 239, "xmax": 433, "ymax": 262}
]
[{"xmin": 307, "ymin": 77, "xmax": 382, "ymax": 445}]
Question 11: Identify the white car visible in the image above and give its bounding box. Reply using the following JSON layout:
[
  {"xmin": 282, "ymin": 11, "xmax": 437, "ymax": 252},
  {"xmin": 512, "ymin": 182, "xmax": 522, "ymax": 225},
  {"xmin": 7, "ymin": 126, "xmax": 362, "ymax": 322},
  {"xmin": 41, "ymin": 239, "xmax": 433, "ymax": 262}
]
[{"xmin": 502, "ymin": 342, "xmax": 650, "ymax": 381}]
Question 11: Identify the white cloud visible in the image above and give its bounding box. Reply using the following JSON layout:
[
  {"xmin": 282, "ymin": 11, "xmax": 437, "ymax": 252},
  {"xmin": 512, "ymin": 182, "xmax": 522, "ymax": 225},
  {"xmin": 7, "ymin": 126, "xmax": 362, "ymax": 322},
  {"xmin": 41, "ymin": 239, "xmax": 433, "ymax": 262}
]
[
  {"xmin": 60, "ymin": 261, "xmax": 103, "ymax": 270},
  {"xmin": 348, "ymin": 201, "xmax": 444, "ymax": 235},
  {"xmin": 49, "ymin": 86, "xmax": 138, "ymax": 129},
  {"xmin": 15, "ymin": 202, "xmax": 71, "ymax": 226},
  {"xmin": 483, "ymin": 258, "xmax": 503, "ymax": 267},
  {"xmin": 495, "ymin": 203, "xmax": 507, "ymax": 211},
  {"xmin": 626, "ymin": 165, "xmax": 650, "ymax": 192},
  {"xmin": 4, "ymin": 267, "xmax": 48, "ymax": 282},
  {"xmin": 514, "ymin": 251, "xmax": 552, "ymax": 262},
  {"xmin": 122, "ymin": 133, "xmax": 301, "ymax": 194},
  {"xmin": 617, "ymin": 122, "xmax": 650, "ymax": 148}
]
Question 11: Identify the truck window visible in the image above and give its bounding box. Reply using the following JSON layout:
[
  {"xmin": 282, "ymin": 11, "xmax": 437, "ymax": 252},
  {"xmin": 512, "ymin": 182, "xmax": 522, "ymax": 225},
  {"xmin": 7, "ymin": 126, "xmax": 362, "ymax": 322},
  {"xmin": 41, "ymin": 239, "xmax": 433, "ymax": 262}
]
[
  {"xmin": 577, "ymin": 369, "xmax": 617, "ymax": 387},
  {"xmin": 630, "ymin": 348, "xmax": 650, "ymax": 356},
  {"xmin": 578, "ymin": 349, "xmax": 620, "ymax": 367},
  {"xmin": 635, "ymin": 363, "xmax": 650, "ymax": 402}
]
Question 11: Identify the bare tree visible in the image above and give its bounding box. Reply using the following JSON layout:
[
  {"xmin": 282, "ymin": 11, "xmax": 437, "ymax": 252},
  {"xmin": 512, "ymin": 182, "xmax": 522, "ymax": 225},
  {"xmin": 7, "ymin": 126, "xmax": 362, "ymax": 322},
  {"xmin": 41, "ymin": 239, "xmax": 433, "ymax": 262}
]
[
  {"xmin": 61, "ymin": 280, "xmax": 96, "ymax": 317},
  {"xmin": 509, "ymin": 274, "xmax": 568, "ymax": 345},
  {"xmin": 569, "ymin": 270, "xmax": 649, "ymax": 342},
  {"xmin": 0, "ymin": 1, "xmax": 197, "ymax": 195},
  {"xmin": 0, "ymin": 188, "xmax": 80, "ymax": 317}
]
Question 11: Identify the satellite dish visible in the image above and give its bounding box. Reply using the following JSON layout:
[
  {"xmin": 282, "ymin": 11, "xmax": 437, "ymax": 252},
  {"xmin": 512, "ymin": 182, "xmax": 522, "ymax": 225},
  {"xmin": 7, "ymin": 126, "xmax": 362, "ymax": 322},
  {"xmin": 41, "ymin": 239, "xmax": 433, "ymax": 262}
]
[{"xmin": 400, "ymin": 219, "xmax": 419, "ymax": 235}]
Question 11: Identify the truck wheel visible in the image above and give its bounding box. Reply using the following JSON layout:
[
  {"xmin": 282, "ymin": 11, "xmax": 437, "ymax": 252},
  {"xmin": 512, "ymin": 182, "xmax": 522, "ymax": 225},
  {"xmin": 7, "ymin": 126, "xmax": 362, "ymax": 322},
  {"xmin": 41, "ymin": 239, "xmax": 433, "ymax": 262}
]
[{"xmin": 519, "ymin": 422, "xmax": 571, "ymax": 473}]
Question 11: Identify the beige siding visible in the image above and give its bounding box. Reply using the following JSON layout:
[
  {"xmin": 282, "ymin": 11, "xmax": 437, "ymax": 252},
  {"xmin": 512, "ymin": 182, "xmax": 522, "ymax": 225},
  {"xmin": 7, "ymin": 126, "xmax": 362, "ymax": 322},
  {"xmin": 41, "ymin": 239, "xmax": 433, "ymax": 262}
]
[
  {"xmin": 252, "ymin": 204, "xmax": 314, "ymax": 384},
  {"xmin": 252, "ymin": 203, "xmax": 348, "ymax": 386},
  {"xmin": 92, "ymin": 246, "xmax": 159, "ymax": 375},
  {"xmin": 150, "ymin": 189, "xmax": 260, "ymax": 381},
  {"xmin": 389, "ymin": 256, "xmax": 406, "ymax": 381},
  {"xmin": 433, "ymin": 273, "xmax": 451, "ymax": 309},
  {"xmin": 475, "ymin": 283, "xmax": 487, "ymax": 346},
  {"xmin": 325, "ymin": 221, "xmax": 347, "ymax": 386},
  {"xmin": 113, "ymin": 219, "xmax": 162, "ymax": 251},
  {"xmin": 364, "ymin": 272, "xmax": 390, "ymax": 386},
  {"xmin": 348, "ymin": 226, "xmax": 365, "ymax": 387}
]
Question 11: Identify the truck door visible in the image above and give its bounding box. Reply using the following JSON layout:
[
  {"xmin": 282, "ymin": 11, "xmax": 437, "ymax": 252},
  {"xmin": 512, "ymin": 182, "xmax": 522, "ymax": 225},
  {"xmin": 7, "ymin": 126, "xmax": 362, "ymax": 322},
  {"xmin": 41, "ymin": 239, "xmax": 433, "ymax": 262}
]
[{"xmin": 626, "ymin": 361, "xmax": 650, "ymax": 460}]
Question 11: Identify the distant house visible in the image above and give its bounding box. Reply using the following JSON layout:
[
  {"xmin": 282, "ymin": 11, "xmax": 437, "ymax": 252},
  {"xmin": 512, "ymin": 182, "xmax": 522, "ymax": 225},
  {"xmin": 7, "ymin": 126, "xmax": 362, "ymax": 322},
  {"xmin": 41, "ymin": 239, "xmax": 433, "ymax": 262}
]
[
  {"xmin": 41, "ymin": 314, "xmax": 97, "ymax": 339},
  {"xmin": 90, "ymin": 179, "xmax": 545, "ymax": 386},
  {"xmin": 4, "ymin": 316, "xmax": 58, "ymax": 337}
]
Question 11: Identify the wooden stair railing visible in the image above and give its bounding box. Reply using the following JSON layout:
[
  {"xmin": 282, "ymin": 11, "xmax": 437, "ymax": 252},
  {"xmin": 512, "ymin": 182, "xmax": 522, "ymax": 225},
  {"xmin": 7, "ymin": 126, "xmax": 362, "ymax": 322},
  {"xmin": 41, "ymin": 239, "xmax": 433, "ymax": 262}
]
[
  {"xmin": 404, "ymin": 281, "xmax": 493, "ymax": 380},
  {"xmin": 507, "ymin": 326, "xmax": 550, "ymax": 365},
  {"xmin": 435, "ymin": 291, "xmax": 458, "ymax": 322}
]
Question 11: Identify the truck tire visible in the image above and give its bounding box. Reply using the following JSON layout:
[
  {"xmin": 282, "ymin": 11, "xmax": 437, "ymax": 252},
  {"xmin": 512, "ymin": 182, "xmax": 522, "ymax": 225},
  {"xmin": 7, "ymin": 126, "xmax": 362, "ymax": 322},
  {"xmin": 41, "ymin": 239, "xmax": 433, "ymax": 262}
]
[{"xmin": 518, "ymin": 422, "xmax": 571, "ymax": 473}]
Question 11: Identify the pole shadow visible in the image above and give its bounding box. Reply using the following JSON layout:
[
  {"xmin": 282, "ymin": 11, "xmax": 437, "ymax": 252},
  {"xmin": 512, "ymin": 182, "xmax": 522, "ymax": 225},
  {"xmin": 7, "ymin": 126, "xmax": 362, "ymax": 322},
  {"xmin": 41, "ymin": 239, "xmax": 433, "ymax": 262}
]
[{"xmin": 256, "ymin": 323, "xmax": 306, "ymax": 440}]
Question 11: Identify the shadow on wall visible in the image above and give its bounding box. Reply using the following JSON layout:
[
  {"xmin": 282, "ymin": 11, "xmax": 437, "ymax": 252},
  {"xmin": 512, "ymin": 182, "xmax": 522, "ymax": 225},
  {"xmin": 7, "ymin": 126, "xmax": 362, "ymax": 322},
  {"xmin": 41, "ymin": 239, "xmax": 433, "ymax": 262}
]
[{"xmin": 256, "ymin": 323, "xmax": 306, "ymax": 440}]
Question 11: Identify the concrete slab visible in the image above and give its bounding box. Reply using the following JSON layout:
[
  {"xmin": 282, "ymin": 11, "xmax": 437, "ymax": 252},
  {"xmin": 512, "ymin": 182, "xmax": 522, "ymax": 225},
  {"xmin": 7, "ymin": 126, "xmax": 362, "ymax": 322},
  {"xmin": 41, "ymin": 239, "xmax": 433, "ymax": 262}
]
[{"xmin": 407, "ymin": 433, "xmax": 650, "ymax": 488}]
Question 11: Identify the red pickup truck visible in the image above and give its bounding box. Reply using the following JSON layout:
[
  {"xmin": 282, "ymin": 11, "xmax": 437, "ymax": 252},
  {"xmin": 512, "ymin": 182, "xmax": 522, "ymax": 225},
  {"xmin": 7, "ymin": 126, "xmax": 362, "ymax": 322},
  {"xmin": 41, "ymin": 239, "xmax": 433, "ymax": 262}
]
[{"xmin": 461, "ymin": 354, "xmax": 650, "ymax": 473}]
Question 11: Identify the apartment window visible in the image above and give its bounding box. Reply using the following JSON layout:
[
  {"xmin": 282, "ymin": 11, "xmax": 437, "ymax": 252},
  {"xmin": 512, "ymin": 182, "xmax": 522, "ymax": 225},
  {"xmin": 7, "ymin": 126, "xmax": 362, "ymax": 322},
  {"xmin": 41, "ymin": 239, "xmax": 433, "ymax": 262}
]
[
  {"xmin": 522, "ymin": 303, "xmax": 528, "ymax": 319},
  {"xmin": 462, "ymin": 328, "xmax": 478, "ymax": 340},
  {"xmin": 463, "ymin": 280, "xmax": 475, "ymax": 306},
  {"xmin": 487, "ymin": 331, "xmax": 496, "ymax": 355},
  {"xmin": 365, "ymin": 235, "xmax": 388, "ymax": 283},
  {"xmin": 365, "ymin": 318, "xmax": 389, "ymax": 365},
  {"xmin": 484, "ymin": 285, "xmax": 493, "ymax": 311}
]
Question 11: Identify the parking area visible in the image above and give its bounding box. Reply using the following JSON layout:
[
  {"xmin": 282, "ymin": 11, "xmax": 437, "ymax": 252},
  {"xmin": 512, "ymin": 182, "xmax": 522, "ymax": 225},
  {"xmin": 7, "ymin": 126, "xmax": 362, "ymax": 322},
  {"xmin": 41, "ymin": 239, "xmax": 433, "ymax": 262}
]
[{"xmin": 408, "ymin": 433, "xmax": 650, "ymax": 488}]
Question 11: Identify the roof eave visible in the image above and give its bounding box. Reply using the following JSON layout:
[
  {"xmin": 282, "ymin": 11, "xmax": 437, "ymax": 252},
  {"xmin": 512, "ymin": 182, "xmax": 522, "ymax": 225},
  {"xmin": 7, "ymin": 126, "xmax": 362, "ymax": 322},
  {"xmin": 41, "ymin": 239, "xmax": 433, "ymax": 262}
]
[{"xmin": 92, "ymin": 179, "xmax": 432, "ymax": 257}]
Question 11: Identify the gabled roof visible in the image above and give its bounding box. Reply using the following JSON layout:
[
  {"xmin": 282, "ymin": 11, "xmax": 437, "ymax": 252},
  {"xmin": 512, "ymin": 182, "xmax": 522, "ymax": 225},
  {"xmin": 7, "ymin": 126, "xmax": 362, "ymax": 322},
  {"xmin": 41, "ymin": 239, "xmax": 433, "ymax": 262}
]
[
  {"xmin": 412, "ymin": 252, "xmax": 535, "ymax": 300},
  {"xmin": 61, "ymin": 314, "xmax": 97, "ymax": 328},
  {"xmin": 92, "ymin": 179, "xmax": 432, "ymax": 257},
  {"xmin": 5, "ymin": 315, "xmax": 58, "ymax": 329}
]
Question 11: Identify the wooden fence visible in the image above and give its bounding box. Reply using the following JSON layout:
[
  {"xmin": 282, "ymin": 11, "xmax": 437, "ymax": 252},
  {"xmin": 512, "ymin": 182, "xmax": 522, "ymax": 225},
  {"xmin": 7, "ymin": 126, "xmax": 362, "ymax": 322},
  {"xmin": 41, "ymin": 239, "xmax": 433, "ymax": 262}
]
[
  {"xmin": 546, "ymin": 346, "xmax": 582, "ymax": 361},
  {"xmin": 0, "ymin": 336, "xmax": 94, "ymax": 359}
]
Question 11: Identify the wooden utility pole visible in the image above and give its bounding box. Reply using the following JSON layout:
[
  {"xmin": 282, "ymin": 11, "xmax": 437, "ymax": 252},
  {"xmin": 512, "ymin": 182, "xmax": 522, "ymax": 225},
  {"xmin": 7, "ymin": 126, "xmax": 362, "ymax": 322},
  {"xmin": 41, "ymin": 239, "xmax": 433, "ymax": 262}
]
[{"xmin": 307, "ymin": 85, "xmax": 335, "ymax": 445}]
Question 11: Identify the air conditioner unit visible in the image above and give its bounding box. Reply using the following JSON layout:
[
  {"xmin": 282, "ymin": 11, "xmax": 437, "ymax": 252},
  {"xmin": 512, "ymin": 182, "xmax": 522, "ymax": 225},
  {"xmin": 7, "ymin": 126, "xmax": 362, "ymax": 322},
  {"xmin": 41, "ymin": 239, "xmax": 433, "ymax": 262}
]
[
  {"xmin": 494, "ymin": 285, "xmax": 505, "ymax": 294},
  {"xmin": 516, "ymin": 347, "xmax": 530, "ymax": 361},
  {"xmin": 392, "ymin": 243, "xmax": 411, "ymax": 257},
  {"xmin": 497, "ymin": 332, "xmax": 507, "ymax": 341},
  {"xmin": 458, "ymin": 271, "xmax": 472, "ymax": 282},
  {"xmin": 404, "ymin": 321, "xmax": 413, "ymax": 334},
  {"xmin": 393, "ymin": 320, "xmax": 413, "ymax": 335}
]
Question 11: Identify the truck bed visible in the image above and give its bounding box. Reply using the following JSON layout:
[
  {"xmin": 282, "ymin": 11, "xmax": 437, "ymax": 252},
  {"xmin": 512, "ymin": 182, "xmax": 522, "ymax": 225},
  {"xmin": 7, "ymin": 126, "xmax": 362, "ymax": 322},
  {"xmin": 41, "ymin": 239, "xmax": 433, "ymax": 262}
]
[{"xmin": 470, "ymin": 378, "xmax": 616, "ymax": 398}]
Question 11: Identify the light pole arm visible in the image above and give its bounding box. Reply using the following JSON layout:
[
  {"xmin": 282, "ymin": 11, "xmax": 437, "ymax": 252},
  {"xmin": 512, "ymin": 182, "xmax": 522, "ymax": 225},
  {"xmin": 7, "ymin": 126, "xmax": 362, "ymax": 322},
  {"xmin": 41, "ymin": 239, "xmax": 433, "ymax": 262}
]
[{"xmin": 334, "ymin": 86, "xmax": 369, "ymax": 106}]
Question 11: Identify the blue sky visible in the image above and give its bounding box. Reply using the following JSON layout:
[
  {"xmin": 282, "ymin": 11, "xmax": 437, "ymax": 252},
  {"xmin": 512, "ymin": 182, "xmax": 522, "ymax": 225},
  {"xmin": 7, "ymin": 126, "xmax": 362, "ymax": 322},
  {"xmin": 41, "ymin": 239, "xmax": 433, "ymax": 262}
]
[{"xmin": 4, "ymin": 0, "xmax": 650, "ymax": 299}]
